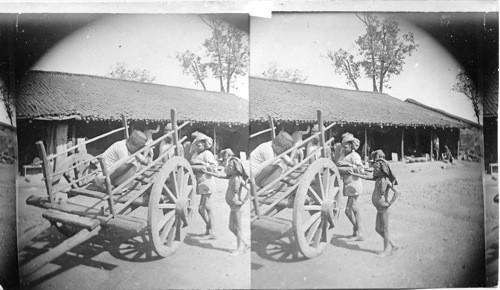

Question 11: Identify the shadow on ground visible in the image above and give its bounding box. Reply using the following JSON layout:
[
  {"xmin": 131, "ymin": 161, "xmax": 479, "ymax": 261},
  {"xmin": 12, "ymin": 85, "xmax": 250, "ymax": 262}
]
[
  {"xmin": 19, "ymin": 227, "xmax": 163, "ymax": 287},
  {"xmin": 251, "ymin": 225, "xmax": 307, "ymax": 263}
]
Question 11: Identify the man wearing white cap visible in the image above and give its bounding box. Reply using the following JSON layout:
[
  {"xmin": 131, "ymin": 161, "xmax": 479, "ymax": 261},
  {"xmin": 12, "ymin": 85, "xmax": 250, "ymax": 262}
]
[
  {"xmin": 250, "ymin": 131, "xmax": 296, "ymax": 188},
  {"xmin": 95, "ymin": 130, "xmax": 151, "ymax": 189}
]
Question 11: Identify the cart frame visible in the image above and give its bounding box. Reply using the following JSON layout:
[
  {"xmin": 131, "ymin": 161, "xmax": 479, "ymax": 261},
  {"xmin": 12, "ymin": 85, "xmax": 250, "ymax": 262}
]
[
  {"xmin": 249, "ymin": 110, "xmax": 343, "ymax": 258},
  {"xmin": 21, "ymin": 109, "xmax": 196, "ymax": 278}
]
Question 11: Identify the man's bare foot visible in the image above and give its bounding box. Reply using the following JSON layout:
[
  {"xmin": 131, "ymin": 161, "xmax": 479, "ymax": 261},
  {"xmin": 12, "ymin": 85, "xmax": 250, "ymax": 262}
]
[
  {"xmin": 377, "ymin": 250, "xmax": 392, "ymax": 257},
  {"xmin": 348, "ymin": 235, "xmax": 365, "ymax": 242},
  {"xmin": 201, "ymin": 233, "xmax": 217, "ymax": 240}
]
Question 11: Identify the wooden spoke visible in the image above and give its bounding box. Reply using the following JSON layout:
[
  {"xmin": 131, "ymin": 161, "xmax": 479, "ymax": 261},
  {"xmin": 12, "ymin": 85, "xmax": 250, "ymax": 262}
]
[
  {"xmin": 303, "ymin": 205, "xmax": 321, "ymax": 211},
  {"xmin": 302, "ymin": 211, "xmax": 321, "ymax": 232},
  {"xmin": 176, "ymin": 167, "xmax": 185, "ymax": 195},
  {"xmin": 157, "ymin": 203, "xmax": 176, "ymax": 209},
  {"xmin": 331, "ymin": 187, "xmax": 340, "ymax": 199},
  {"xmin": 315, "ymin": 173, "xmax": 324, "ymax": 199},
  {"xmin": 157, "ymin": 210, "xmax": 175, "ymax": 230},
  {"xmin": 163, "ymin": 184, "xmax": 177, "ymax": 203},
  {"xmin": 307, "ymin": 185, "xmax": 322, "ymax": 204},
  {"xmin": 165, "ymin": 218, "xmax": 179, "ymax": 246},
  {"xmin": 312, "ymin": 219, "xmax": 324, "ymax": 248},
  {"xmin": 306, "ymin": 218, "xmax": 322, "ymax": 244},
  {"xmin": 170, "ymin": 170, "xmax": 179, "ymax": 197},
  {"xmin": 160, "ymin": 215, "xmax": 176, "ymax": 243}
]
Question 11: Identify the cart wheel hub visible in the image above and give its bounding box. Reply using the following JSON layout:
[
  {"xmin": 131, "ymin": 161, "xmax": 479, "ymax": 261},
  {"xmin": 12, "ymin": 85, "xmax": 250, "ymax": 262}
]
[
  {"xmin": 175, "ymin": 197, "xmax": 191, "ymax": 227},
  {"xmin": 321, "ymin": 199, "xmax": 338, "ymax": 227}
]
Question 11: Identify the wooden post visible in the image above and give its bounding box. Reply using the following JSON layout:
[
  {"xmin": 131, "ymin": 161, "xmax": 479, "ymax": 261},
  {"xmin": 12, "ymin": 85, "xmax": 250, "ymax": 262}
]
[
  {"xmin": 121, "ymin": 115, "xmax": 129, "ymax": 139},
  {"xmin": 401, "ymin": 129, "xmax": 405, "ymax": 162},
  {"xmin": 71, "ymin": 125, "xmax": 76, "ymax": 148},
  {"xmin": 98, "ymin": 157, "xmax": 116, "ymax": 217},
  {"xmin": 213, "ymin": 126, "xmax": 217, "ymax": 155},
  {"xmin": 36, "ymin": 141, "xmax": 54, "ymax": 203},
  {"xmin": 364, "ymin": 128, "xmax": 368, "ymax": 163},
  {"xmin": 268, "ymin": 116, "xmax": 276, "ymax": 139},
  {"xmin": 317, "ymin": 110, "xmax": 326, "ymax": 158},
  {"xmin": 171, "ymin": 109, "xmax": 180, "ymax": 157},
  {"xmin": 430, "ymin": 131, "xmax": 434, "ymax": 161},
  {"xmin": 77, "ymin": 138, "xmax": 87, "ymax": 154}
]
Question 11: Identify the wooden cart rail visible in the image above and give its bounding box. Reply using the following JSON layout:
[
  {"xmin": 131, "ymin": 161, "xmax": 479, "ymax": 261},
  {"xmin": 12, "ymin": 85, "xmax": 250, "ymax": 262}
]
[
  {"xmin": 46, "ymin": 126, "xmax": 127, "ymax": 161},
  {"xmin": 251, "ymin": 141, "xmax": 332, "ymax": 221},
  {"xmin": 38, "ymin": 113, "xmax": 189, "ymax": 203},
  {"xmin": 252, "ymin": 122, "xmax": 336, "ymax": 178},
  {"xmin": 22, "ymin": 110, "xmax": 196, "ymax": 279}
]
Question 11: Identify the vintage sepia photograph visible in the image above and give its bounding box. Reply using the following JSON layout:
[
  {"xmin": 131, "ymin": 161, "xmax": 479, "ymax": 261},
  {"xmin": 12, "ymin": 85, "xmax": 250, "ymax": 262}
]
[
  {"xmin": 248, "ymin": 12, "xmax": 497, "ymax": 288},
  {"xmin": 13, "ymin": 14, "xmax": 250, "ymax": 289}
]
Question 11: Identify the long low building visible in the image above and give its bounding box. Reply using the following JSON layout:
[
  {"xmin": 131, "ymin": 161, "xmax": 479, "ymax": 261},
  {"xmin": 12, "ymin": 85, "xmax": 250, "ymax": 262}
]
[
  {"xmin": 250, "ymin": 76, "xmax": 480, "ymax": 161},
  {"xmin": 16, "ymin": 70, "xmax": 249, "ymax": 169}
]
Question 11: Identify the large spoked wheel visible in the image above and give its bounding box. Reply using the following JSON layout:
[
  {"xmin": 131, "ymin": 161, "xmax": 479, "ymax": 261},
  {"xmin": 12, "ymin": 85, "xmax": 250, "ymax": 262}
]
[
  {"xmin": 148, "ymin": 156, "xmax": 195, "ymax": 257},
  {"xmin": 293, "ymin": 158, "xmax": 343, "ymax": 258},
  {"xmin": 52, "ymin": 153, "xmax": 96, "ymax": 189}
]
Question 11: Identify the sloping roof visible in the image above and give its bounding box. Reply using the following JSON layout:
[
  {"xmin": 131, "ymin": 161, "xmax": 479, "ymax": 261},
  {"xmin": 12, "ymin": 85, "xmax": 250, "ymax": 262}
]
[
  {"xmin": 483, "ymin": 76, "xmax": 498, "ymax": 118},
  {"xmin": 404, "ymin": 98, "xmax": 480, "ymax": 128},
  {"xmin": 17, "ymin": 70, "xmax": 248, "ymax": 125},
  {"xmin": 250, "ymin": 77, "xmax": 475, "ymax": 129}
]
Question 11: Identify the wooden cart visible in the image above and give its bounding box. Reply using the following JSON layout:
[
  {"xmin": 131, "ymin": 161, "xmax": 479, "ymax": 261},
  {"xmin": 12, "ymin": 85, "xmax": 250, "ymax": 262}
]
[
  {"xmin": 250, "ymin": 110, "xmax": 343, "ymax": 258},
  {"xmin": 22, "ymin": 109, "xmax": 195, "ymax": 277}
]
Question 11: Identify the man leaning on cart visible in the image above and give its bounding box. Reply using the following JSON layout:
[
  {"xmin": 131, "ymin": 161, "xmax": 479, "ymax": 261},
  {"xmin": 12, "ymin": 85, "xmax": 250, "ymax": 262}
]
[{"xmin": 94, "ymin": 130, "xmax": 152, "ymax": 190}]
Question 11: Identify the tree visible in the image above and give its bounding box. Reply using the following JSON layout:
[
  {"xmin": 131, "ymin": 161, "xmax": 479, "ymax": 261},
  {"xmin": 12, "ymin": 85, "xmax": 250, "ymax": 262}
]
[
  {"xmin": 262, "ymin": 62, "xmax": 308, "ymax": 83},
  {"xmin": 108, "ymin": 62, "xmax": 156, "ymax": 83},
  {"xmin": 325, "ymin": 48, "xmax": 360, "ymax": 90},
  {"xmin": 175, "ymin": 50, "xmax": 208, "ymax": 90},
  {"xmin": 201, "ymin": 16, "xmax": 248, "ymax": 93},
  {"xmin": 355, "ymin": 13, "xmax": 418, "ymax": 93},
  {"xmin": 452, "ymin": 70, "xmax": 482, "ymax": 124},
  {"xmin": 176, "ymin": 16, "xmax": 248, "ymax": 93},
  {"xmin": 0, "ymin": 85, "xmax": 13, "ymax": 126},
  {"xmin": 326, "ymin": 13, "xmax": 418, "ymax": 93}
]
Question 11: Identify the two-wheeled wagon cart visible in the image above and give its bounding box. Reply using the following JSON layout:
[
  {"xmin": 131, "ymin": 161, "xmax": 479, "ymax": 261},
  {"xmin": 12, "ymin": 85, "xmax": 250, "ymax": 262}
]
[
  {"xmin": 22, "ymin": 109, "xmax": 195, "ymax": 277},
  {"xmin": 249, "ymin": 110, "xmax": 343, "ymax": 258}
]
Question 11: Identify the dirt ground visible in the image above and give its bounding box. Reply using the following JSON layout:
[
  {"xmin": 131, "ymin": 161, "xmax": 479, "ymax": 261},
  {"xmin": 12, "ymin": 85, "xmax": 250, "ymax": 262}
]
[
  {"xmin": 0, "ymin": 163, "xmax": 19, "ymax": 289},
  {"xmin": 251, "ymin": 161, "xmax": 488, "ymax": 288},
  {"xmin": 17, "ymin": 176, "xmax": 250, "ymax": 289},
  {"xmin": 14, "ymin": 160, "xmax": 496, "ymax": 289}
]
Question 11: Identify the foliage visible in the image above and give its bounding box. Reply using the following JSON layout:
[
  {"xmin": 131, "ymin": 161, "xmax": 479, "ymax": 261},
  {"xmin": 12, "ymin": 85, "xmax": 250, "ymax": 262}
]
[
  {"xmin": 327, "ymin": 13, "xmax": 418, "ymax": 93},
  {"xmin": 325, "ymin": 48, "xmax": 360, "ymax": 90},
  {"xmin": 262, "ymin": 62, "xmax": 308, "ymax": 83},
  {"xmin": 452, "ymin": 70, "xmax": 482, "ymax": 124},
  {"xmin": 175, "ymin": 50, "xmax": 208, "ymax": 90},
  {"xmin": 0, "ymin": 85, "xmax": 13, "ymax": 126},
  {"xmin": 355, "ymin": 13, "xmax": 418, "ymax": 93},
  {"xmin": 176, "ymin": 16, "xmax": 248, "ymax": 93},
  {"xmin": 108, "ymin": 62, "xmax": 156, "ymax": 83}
]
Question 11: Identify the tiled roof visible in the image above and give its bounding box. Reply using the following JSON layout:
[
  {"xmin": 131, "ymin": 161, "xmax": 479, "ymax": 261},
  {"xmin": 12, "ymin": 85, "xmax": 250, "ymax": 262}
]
[
  {"xmin": 17, "ymin": 70, "xmax": 248, "ymax": 125},
  {"xmin": 250, "ymin": 77, "xmax": 475, "ymax": 129},
  {"xmin": 404, "ymin": 99, "xmax": 480, "ymax": 128}
]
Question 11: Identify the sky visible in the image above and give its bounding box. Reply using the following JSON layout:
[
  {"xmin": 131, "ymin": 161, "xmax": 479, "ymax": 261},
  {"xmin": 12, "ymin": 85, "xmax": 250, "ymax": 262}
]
[
  {"xmin": 33, "ymin": 14, "xmax": 249, "ymax": 100},
  {"xmin": 250, "ymin": 13, "xmax": 478, "ymax": 123}
]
